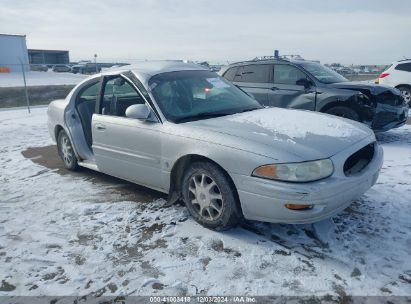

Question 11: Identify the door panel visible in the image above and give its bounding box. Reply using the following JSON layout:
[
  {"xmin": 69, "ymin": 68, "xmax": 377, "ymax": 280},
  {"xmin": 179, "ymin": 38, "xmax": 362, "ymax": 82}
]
[
  {"xmin": 232, "ymin": 81, "xmax": 270, "ymax": 104},
  {"xmin": 268, "ymin": 64, "xmax": 316, "ymax": 110},
  {"xmin": 92, "ymin": 74, "xmax": 164, "ymax": 191},
  {"xmin": 268, "ymin": 83, "xmax": 316, "ymax": 110},
  {"xmin": 92, "ymin": 114, "xmax": 163, "ymax": 189}
]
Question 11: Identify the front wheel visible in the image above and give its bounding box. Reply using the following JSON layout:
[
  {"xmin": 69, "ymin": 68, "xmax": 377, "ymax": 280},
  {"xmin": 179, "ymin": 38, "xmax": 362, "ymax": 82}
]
[
  {"xmin": 326, "ymin": 106, "xmax": 360, "ymax": 121},
  {"xmin": 397, "ymin": 86, "xmax": 411, "ymax": 106},
  {"xmin": 57, "ymin": 130, "xmax": 78, "ymax": 170},
  {"xmin": 182, "ymin": 161, "xmax": 241, "ymax": 230}
]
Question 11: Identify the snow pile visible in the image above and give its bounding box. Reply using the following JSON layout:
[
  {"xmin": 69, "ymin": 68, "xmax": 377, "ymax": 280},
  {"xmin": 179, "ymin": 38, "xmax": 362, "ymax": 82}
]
[
  {"xmin": 0, "ymin": 71, "xmax": 87, "ymax": 88},
  {"xmin": 0, "ymin": 107, "xmax": 410, "ymax": 297}
]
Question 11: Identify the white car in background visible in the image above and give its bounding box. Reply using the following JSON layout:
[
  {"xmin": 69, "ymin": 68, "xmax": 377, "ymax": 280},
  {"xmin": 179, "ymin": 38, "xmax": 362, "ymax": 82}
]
[{"xmin": 378, "ymin": 59, "xmax": 411, "ymax": 105}]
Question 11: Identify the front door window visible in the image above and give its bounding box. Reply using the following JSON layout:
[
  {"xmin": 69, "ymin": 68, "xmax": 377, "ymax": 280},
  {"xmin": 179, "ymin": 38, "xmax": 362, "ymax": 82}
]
[
  {"xmin": 274, "ymin": 64, "xmax": 308, "ymax": 85},
  {"xmin": 101, "ymin": 76, "xmax": 144, "ymax": 117}
]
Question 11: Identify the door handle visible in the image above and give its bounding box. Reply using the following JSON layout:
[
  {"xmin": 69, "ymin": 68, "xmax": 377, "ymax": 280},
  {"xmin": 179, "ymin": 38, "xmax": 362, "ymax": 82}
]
[
  {"xmin": 95, "ymin": 123, "xmax": 106, "ymax": 131},
  {"xmin": 270, "ymin": 87, "xmax": 279, "ymax": 91}
]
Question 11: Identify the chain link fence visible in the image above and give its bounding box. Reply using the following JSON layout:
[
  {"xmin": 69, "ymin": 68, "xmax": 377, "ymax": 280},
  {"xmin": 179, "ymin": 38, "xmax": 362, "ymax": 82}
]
[
  {"xmin": 0, "ymin": 62, "xmax": 31, "ymax": 112},
  {"xmin": 0, "ymin": 63, "xmax": 83, "ymax": 112}
]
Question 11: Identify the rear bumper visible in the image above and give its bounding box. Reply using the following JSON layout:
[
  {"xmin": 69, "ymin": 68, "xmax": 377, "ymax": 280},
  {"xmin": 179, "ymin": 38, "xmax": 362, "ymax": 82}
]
[
  {"xmin": 371, "ymin": 103, "xmax": 408, "ymax": 132},
  {"xmin": 232, "ymin": 140, "xmax": 383, "ymax": 224}
]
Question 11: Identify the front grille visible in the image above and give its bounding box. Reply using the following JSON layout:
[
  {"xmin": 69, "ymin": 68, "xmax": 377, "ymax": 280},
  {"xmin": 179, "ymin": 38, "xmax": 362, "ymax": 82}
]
[{"xmin": 344, "ymin": 143, "xmax": 375, "ymax": 176}]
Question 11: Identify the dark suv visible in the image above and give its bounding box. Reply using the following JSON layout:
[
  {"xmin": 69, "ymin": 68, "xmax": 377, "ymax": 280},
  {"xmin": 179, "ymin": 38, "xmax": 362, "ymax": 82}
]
[
  {"xmin": 220, "ymin": 58, "xmax": 408, "ymax": 132},
  {"xmin": 71, "ymin": 63, "xmax": 101, "ymax": 74}
]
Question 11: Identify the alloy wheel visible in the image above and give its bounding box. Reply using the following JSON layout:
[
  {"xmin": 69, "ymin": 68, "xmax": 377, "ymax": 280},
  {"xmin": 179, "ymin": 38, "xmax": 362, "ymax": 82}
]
[
  {"xmin": 400, "ymin": 89, "xmax": 411, "ymax": 105},
  {"xmin": 188, "ymin": 173, "xmax": 224, "ymax": 221},
  {"xmin": 61, "ymin": 135, "xmax": 73, "ymax": 166}
]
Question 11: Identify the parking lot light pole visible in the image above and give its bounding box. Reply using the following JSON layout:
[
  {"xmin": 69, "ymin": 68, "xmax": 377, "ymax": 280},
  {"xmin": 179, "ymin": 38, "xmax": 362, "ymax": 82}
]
[
  {"xmin": 18, "ymin": 57, "xmax": 30, "ymax": 114},
  {"xmin": 94, "ymin": 54, "xmax": 98, "ymax": 73}
]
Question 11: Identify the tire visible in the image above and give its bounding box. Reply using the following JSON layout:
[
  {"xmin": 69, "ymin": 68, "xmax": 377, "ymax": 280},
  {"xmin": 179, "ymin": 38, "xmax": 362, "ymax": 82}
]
[
  {"xmin": 325, "ymin": 106, "xmax": 360, "ymax": 121},
  {"xmin": 397, "ymin": 86, "xmax": 411, "ymax": 106},
  {"xmin": 182, "ymin": 161, "xmax": 241, "ymax": 230},
  {"xmin": 57, "ymin": 130, "xmax": 78, "ymax": 171}
]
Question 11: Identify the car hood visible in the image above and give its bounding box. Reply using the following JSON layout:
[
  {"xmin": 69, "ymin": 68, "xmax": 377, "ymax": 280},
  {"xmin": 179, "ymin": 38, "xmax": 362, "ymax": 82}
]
[
  {"xmin": 185, "ymin": 108, "xmax": 373, "ymax": 161},
  {"xmin": 328, "ymin": 81, "xmax": 400, "ymax": 96}
]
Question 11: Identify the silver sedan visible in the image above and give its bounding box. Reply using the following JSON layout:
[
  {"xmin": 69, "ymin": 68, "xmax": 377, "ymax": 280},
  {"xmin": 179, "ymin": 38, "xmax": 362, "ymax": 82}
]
[{"xmin": 47, "ymin": 61, "xmax": 383, "ymax": 230}]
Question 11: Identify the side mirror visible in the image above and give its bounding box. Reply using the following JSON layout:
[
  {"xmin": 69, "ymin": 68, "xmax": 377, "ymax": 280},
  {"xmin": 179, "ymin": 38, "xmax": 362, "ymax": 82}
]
[
  {"xmin": 296, "ymin": 78, "xmax": 312, "ymax": 89},
  {"xmin": 125, "ymin": 104, "xmax": 151, "ymax": 120}
]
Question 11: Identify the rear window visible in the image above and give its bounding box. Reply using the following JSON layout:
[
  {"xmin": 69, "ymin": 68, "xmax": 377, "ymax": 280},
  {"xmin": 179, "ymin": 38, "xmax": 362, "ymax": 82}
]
[
  {"xmin": 233, "ymin": 64, "xmax": 271, "ymax": 83},
  {"xmin": 395, "ymin": 63, "xmax": 411, "ymax": 72},
  {"xmin": 223, "ymin": 67, "xmax": 238, "ymax": 81},
  {"xmin": 79, "ymin": 82, "xmax": 99, "ymax": 101}
]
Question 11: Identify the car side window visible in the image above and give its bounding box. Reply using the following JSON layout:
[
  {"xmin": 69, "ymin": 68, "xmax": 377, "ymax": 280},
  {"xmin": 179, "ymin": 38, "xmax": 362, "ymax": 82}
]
[
  {"xmin": 395, "ymin": 63, "xmax": 411, "ymax": 72},
  {"xmin": 78, "ymin": 81, "xmax": 99, "ymax": 102},
  {"xmin": 76, "ymin": 81, "xmax": 100, "ymax": 116},
  {"xmin": 274, "ymin": 64, "xmax": 308, "ymax": 85},
  {"xmin": 223, "ymin": 67, "xmax": 238, "ymax": 81},
  {"xmin": 236, "ymin": 64, "xmax": 271, "ymax": 83},
  {"xmin": 101, "ymin": 76, "xmax": 144, "ymax": 117},
  {"xmin": 233, "ymin": 66, "xmax": 243, "ymax": 82}
]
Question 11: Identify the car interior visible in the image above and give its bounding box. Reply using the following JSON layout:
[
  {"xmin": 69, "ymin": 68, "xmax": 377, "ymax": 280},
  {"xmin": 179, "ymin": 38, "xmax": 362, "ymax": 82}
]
[
  {"xmin": 75, "ymin": 77, "xmax": 144, "ymax": 148},
  {"xmin": 75, "ymin": 82, "xmax": 99, "ymax": 148},
  {"xmin": 101, "ymin": 77, "xmax": 144, "ymax": 117}
]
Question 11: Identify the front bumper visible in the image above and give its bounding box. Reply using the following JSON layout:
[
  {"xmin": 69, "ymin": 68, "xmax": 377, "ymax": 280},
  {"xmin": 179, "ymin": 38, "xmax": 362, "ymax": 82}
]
[
  {"xmin": 232, "ymin": 137, "xmax": 384, "ymax": 224},
  {"xmin": 371, "ymin": 103, "xmax": 408, "ymax": 132}
]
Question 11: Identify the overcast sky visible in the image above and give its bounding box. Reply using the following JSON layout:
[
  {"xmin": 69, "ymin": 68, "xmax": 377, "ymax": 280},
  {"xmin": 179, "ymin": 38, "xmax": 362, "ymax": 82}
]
[{"xmin": 1, "ymin": 0, "xmax": 410, "ymax": 64}]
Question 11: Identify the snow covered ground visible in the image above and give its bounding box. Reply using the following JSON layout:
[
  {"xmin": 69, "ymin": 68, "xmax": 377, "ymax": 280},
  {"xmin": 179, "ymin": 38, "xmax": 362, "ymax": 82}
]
[
  {"xmin": 0, "ymin": 107, "xmax": 410, "ymax": 298},
  {"xmin": 0, "ymin": 71, "xmax": 87, "ymax": 87}
]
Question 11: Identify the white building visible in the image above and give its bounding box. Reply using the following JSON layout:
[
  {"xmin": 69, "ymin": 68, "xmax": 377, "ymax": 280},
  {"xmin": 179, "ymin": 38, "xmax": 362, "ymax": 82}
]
[{"xmin": 0, "ymin": 33, "xmax": 30, "ymax": 72}]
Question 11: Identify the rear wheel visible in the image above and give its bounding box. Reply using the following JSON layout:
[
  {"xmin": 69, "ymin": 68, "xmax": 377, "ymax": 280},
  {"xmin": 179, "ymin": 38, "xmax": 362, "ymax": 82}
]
[
  {"xmin": 326, "ymin": 106, "xmax": 360, "ymax": 121},
  {"xmin": 182, "ymin": 161, "xmax": 241, "ymax": 230},
  {"xmin": 397, "ymin": 86, "xmax": 411, "ymax": 106},
  {"xmin": 57, "ymin": 130, "xmax": 78, "ymax": 171}
]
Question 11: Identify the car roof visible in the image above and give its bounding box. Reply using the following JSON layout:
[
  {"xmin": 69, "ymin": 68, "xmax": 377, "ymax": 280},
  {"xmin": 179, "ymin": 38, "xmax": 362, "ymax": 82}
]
[
  {"xmin": 224, "ymin": 58, "xmax": 315, "ymax": 68},
  {"xmin": 226, "ymin": 59, "xmax": 288, "ymax": 67},
  {"xmin": 393, "ymin": 59, "xmax": 411, "ymax": 64},
  {"xmin": 103, "ymin": 60, "xmax": 209, "ymax": 81}
]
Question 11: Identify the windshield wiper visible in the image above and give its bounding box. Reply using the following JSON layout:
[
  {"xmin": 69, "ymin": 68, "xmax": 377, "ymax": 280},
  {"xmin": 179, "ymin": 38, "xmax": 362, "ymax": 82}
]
[
  {"xmin": 175, "ymin": 111, "xmax": 233, "ymax": 123},
  {"xmin": 238, "ymin": 107, "xmax": 262, "ymax": 113},
  {"xmin": 175, "ymin": 107, "xmax": 262, "ymax": 123}
]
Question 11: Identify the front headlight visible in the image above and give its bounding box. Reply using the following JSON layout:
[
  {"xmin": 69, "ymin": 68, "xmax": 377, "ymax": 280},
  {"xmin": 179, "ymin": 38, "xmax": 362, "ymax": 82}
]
[{"xmin": 252, "ymin": 159, "xmax": 334, "ymax": 182}]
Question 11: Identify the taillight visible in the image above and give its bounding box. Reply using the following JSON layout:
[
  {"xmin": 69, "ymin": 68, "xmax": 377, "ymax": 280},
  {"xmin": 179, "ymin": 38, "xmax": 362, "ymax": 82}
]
[{"xmin": 379, "ymin": 73, "xmax": 390, "ymax": 79}]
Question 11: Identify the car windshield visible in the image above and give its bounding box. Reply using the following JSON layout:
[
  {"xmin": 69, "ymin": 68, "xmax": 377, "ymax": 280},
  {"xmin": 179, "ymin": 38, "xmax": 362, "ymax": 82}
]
[
  {"xmin": 298, "ymin": 62, "xmax": 348, "ymax": 84},
  {"xmin": 148, "ymin": 70, "xmax": 262, "ymax": 123}
]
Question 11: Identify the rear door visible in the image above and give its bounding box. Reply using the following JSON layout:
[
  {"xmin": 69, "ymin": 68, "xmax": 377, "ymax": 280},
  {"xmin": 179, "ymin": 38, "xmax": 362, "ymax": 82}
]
[
  {"xmin": 269, "ymin": 64, "xmax": 316, "ymax": 110},
  {"xmin": 230, "ymin": 64, "xmax": 272, "ymax": 105},
  {"xmin": 92, "ymin": 74, "xmax": 164, "ymax": 189}
]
